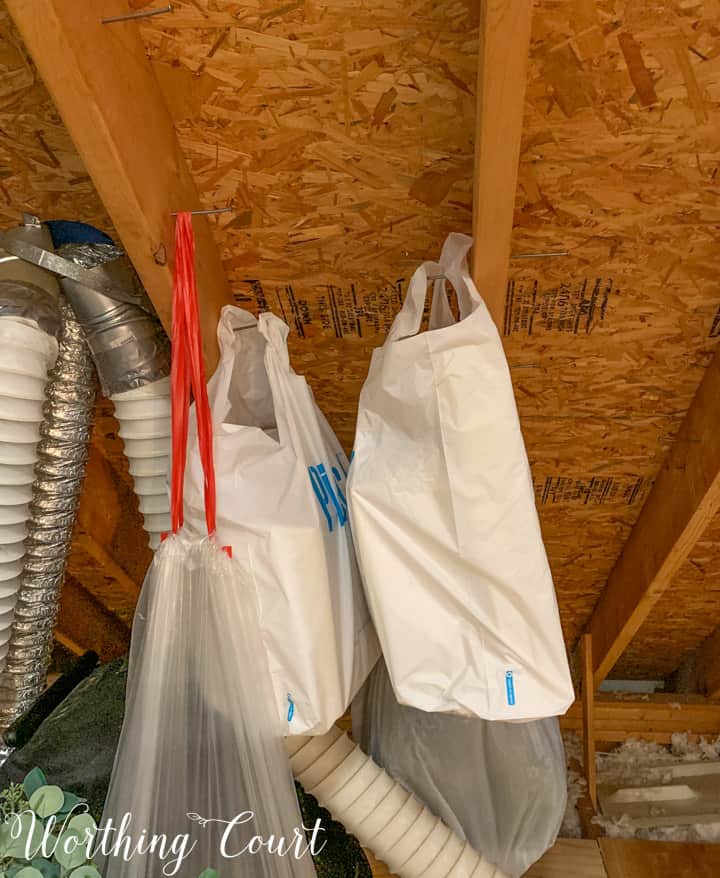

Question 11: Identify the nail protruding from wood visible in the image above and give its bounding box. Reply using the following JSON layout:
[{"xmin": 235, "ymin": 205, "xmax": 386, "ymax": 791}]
[
  {"xmin": 171, "ymin": 208, "xmax": 233, "ymax": 216},
  {"xmin": 102, "ymin": 5, "xmax": 173, "ymax": 24},
  {"xmin": 511, "ymin": 250, "xmax": 570, "ymax": 259}
]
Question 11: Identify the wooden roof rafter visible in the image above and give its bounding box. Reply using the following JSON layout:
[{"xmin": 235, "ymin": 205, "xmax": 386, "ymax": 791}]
[
  {"xmin": 472, "ymin": 0, "xmax": 533, "ymax": 322},
  {"xmin": 4, "ymin": 0, "xmax": 234, "ymax": 370},
  {"xmin": 584, "ymin": 346, "xmax": 720, "ymax": 687}
]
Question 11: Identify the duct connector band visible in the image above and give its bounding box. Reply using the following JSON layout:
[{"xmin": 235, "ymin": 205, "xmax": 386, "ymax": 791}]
[
  {"xmin": 286, "ymin": 728, "xmax": 508, "ymax": 878},
  {"xmin": 0, "ymin": 216, "xmax": 60, "ymax": 668},
  {"xmin": 55, "ymin": 244, "xmax": 171, "ymax": 549}
]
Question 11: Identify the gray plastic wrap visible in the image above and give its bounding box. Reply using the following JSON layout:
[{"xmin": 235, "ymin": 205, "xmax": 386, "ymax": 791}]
[
  {"xmin": 0, "ymin": 281, "xmax": 60, "ymax": 338},
  {"xmin": 0, "ymin": 298, "xmax": 96, "ymax": 728},
  {"xmin": 57, "ymin": 244, "xmax": 170, "ymax": 397},
  {"xmin": 352, "ymin": 659, "xmax": 567, "ymax": 878}
]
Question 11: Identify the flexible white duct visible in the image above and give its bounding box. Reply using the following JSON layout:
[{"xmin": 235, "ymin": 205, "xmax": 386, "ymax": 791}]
[
  {"xmin": 0, "ymin": 217, "xmax": 60, "ymax": 671},
  {"xmin": 111, "ymin": 376, "xmax": 171, "ymax": 548},
  {"xmin": 287, "ymin": 728, "xmax": 507, "ymax": 878},
  {"xmin": 0, "ymin": 318, "xmax": 57, "ymax": 666}
]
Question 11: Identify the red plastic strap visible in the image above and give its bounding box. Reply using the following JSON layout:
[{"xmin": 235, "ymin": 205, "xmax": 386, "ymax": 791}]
[{"xmin": 170, "ymin": 212, "xmax": 217, "ymax": 536}]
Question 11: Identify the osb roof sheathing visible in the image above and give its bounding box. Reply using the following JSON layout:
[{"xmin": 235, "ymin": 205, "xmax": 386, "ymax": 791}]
[{"xmin": 0, "ymin": 0, "xmax": 719, "ymax": 679}]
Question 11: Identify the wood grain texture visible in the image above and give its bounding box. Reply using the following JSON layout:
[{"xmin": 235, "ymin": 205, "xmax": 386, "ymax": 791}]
[
  {"xmin": 3, "ymin": 0, "xmax": 234, "ymax": 370},
  {"xmin": 582, "ymin": 634, "xmax": 597, "ymax": 810},
  {"xmin": 560, "ymin": 694, "xmax": 720, "ymax": 744},
  {"xmin": 525, "ymin": 839, "xmax": 607, "ymax": 878},
  {"xmin": 599, "ymin": 839, "xmax": 720, "ymax": 878},
  {"xmin": 586, "ymin": 346, "xmax": 720, "ymax": 686},
  {"xmin": 617, "ymin": 510, "xmax": 720, "ymax": 680},
  {"xmin": 472, "ymin": 0, "xmax": 533, "ymax": 325},
  {"xmin": 55, "ymin": 574, "xmax": 130, "ymax": 661},
  {"xmin": 67, "ymin": 417, "xmax": 151, "ymax": 627}
]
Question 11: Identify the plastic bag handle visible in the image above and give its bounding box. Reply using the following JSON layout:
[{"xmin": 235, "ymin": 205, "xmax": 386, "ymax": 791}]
[
  {"xmin": 207, "ymin": 306, "xmax": 259, "ymax": 425},
  {"xmin": 387, "ymin": 234, "xmax": 482, "ymax": 342},
  {"xmin": 387, "ymin": 261, "xmax": 440, "ymax": 342},
  {"xmin": 257, "ymin": 312, "xmax": 292, "ymax": 371},
  {"xmin": 438, "ymin": 232, "xmax": 482, "ymax": 318},
  {"xmin": 170, "ymin": 212, "xmax": 217, "ymax": 536}
]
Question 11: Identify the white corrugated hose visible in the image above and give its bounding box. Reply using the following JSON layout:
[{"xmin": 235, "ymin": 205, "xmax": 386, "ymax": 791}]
[
  {"xmin": 111, "ymin": 376, "xmax": 171, "ymax": 549},
  {"xmin": 0, "ymin": 317, "xmax": 57, "ymax": 664},
  {"xmin": 287, "ymin": 727, "xmax": 508, "ymax": 878}
]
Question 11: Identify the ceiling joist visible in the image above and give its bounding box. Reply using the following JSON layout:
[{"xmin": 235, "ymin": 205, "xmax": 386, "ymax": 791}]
[{"xmin": 4, "ymin": 0, "xmax": 234, "ymax": 369}]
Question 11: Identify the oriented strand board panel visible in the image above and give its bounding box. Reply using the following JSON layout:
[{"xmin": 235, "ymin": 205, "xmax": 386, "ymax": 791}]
[
  {"xmin": 1, "ymin": 0, "xmax": 720, "ymax": 676},
  {"xmin": 0, "ymin": 8, "xmax": 111, "ymax": 232},
  {"xmin": 599, "ymin": 839, "xmax": 720, "ymax": 878},
  {"xmin": 139, "ymin": 0, "xmax": 720, "ymax": 654},
  {"xmin": 508, "ymin": 0, "xmax": 720, "ymax": 655}
]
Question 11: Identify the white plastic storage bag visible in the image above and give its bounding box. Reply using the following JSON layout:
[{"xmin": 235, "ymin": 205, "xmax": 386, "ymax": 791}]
[
  {"xmin": 102, "ymin": 214, "xmax": 317, "ymax": 878},
  {"xmin": 348, "ymin": 233, "xmax": 574, "ymax": 721},
  {"xmin": 352, "ymin": 659, "xmax": 567, "ymax": 878},
  {"xmin": 183, "ymin": 305, "xmax": 380, "ymax": 735}
]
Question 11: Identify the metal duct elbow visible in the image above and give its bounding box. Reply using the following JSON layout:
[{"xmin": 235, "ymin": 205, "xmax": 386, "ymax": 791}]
[
  {"xmin": 56, "ymin": 245, "xmax": 171, "ymax": 548},
  {"xmin": 55, "ymin": 244, "xmax": 169, "ymax": 397}
]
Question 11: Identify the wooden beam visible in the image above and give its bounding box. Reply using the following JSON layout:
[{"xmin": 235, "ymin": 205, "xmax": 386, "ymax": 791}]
[
  {"xmin": 60, "ymin": 443, "xmax": 144, "ymax": 658},
  {"xmin": 73, "ymin": 443, "xmax": 149, "ymax": 606},
  {"xmin": 568, "ymin": 759, "xmax": 604, "ymax": 840},
  {"xmin": 581, "ymin": 634, "xmax": 597, "ymax": 811},
  {"xmin": 585, "ymin": 348, "xmax": 720, "ymax": 686},
  {"xmin": 4, "ymin": 0, "xmax": 233, "ymax": 370},
  {"xmin": 560, "ymin": 694, "xmax": 720, "ymax": 744},
  {"xmin": 471, "ymin": 0, "xmax": 533, "ymax": 327},
  {"xmin": 599, "ymin": 839, "xmax": 720, "ymax": 878},
  {"xmin": 525, "ymin": 840, "xmax": 607, "ymax": 878},
  {"xmin": 56, "ymin": 574, "xmax": 130, "ymax": 662},
  {"xmin": 54, "ymin": 631, "xmax": 84, "ymax": 658}
]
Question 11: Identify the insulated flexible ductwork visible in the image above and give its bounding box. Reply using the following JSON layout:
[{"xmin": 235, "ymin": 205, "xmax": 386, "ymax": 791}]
[
  {"xmin": 2, "ymin": 233, "xmax": 172, "ymax": 550},
  {"xmin": 55, "ymin": 244, "xmax": 171, "ymax": 549},
  {"xmin": 0, "ymin": 216, "xmax": 59, "ymax": 672},
  {"xmin": 0, "ymin": 299, "xmax": 96, "ymax": 727},
  {"xmin": 286, "ymin": 728, "xmax": 508, "ymax": 878}
]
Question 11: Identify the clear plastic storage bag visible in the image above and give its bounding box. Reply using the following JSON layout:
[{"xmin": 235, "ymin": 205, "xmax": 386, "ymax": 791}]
[
  {"xmin": 353, "ymin": 659, "xmax": 566, "ymax": 878},
  {"xmin": 101, "ymin": 214, "xmax": 317, "ymax": 878}
]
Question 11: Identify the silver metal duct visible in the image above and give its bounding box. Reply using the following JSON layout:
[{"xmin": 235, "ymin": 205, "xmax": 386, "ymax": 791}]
[
  {"xmin": 56, "ymin": 244, "xmax": 172, "ymax": 547},
  {"xmin": 0, "ymin": 298, "xmax": 96, "ymax": 728},
  {"xmin": 0, "ymin": 214, "xmax": 60, "ymax": 303},
  {"xmin": 0, "ymin": 281, "xmax": 59, "ymax": 337},
  {"xmin": 3, "ymin": 236, "xmax": 172, "ymax": 547},
  {"xmin": 56, "ymin": 244, "xmax": 169, "ymax": 397}
]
